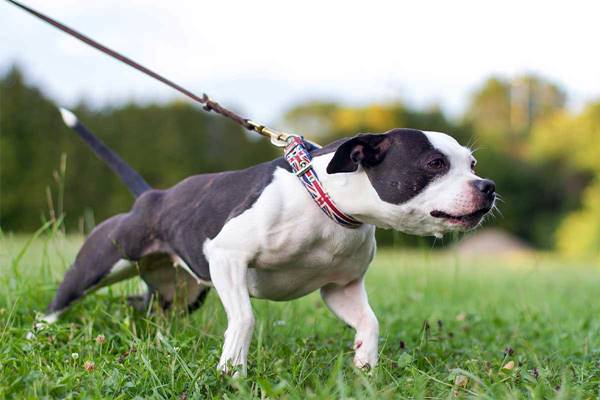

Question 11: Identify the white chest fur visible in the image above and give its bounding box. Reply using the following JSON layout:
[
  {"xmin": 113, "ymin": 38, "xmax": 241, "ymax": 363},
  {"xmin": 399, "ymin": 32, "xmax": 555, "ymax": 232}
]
[{"xmin": 204, "ymin": 163, "xmax": 377, "ymax": 301}]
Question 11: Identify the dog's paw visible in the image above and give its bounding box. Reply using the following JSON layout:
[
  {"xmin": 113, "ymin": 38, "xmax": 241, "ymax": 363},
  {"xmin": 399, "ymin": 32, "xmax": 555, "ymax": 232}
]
[
  {"xmin": 26, "ymin": 312, "xmax": 59, "ymax": 339},
  {"xmin": 353, "ymin": 340, "xmax": 378, "ymax": 370},
  {"xmin": 353, "ymin": 356, "xmax": 376, "ymax": 371}
]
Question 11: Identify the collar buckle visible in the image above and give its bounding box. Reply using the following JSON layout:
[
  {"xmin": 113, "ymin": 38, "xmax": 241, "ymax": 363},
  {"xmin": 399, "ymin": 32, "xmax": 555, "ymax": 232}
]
[{"xmin": 294, "ymin": 161, "xmax": 312, "ymax": 176}]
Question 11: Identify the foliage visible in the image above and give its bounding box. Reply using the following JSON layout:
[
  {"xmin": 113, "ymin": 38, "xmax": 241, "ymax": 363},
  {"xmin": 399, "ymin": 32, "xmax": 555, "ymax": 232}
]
[
  {"xmin": 3, "ymin": 233, "xmax": 600, "ymax": 398},
  {"xmin": 465, "ymin": 75, "xmax": 566, "ymax": 153},
  {"xmin": 1, "ymin": 65, "xmax": 596, "ymax": 254},
  {"xmin": 531, "ymin": 102, "xmax": 600, "ymax": 174},
  {"xmin": 555, "ymin": 181, "xmax": 600, "ymax": 258},
  {"xmin": 531, "ymin": 102, "xmax": 600, "ymax": 258},
  {"xmin": 0, "ymin": 66, "xmax": 277, "ymax": 231},
  {"xmin": 285, "ymin": 101, "xmax": 469, "ymax": 145}
]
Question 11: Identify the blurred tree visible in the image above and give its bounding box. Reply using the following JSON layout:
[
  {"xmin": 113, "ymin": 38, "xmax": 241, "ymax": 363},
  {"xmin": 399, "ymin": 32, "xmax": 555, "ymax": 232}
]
[
  {"xmin": 530, "ymin": 102, "xmax": 600, "ymax": 173},
  {"xmin": 531, "ymin": 102, "xmax": 600, "ymax": 258},
  {"xmin": 2, "ymin": 65, "xmax": 591, "ymax": 254},
  {"xmin": 473, "ymin": 146, "xmax": 574, "ymax": 248},
  {"xmin": 285, "ymin": 101, "xmax": 471, "ymax": 144},
  {"xmin": 284, "ymin": 101, "xmax": 406, "ymax": 143},
  {"xmin": 461, "ymin": 74, "xmax": 577, "ymax": 248},
  {"xmin": 0, "ymin": 65, "xmax": 277, "ymax": 232},
  {"xmin": 1, "ymin": 66, "xmax": 73, "ymax": 229},
  {"xmin": 282, "ymin": 102, "xmax": 340, "ymax": 140},
  {"xmin": 510, "ymin": 75, "xmax": 566, "ymax": 132},
  {"xmin": 465, "ymin": 77, "xmax": 511, "ymax": 144},
  {"xmin": 465, "ymin": 75, "xmax": 566, "ymax": 154},
  {"xmin": 555, "ymin": 182, "xmax": 600, "ymax": 259}
]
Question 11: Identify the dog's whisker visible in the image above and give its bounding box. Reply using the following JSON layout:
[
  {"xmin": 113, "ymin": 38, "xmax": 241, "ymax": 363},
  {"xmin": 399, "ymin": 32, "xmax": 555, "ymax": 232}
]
[
  {"xmin": 467, "ymin": 135, "xmax": 482, "ymax": 151},
  {"xmin": 490, "ymin": 204, "xmax": 504, "ymax": 218}
]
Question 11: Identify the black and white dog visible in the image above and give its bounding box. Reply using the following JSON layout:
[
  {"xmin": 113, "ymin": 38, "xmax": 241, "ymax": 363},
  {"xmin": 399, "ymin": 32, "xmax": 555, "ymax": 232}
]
[{"xmin": 38, "ymin": 108, "xmax": 495, "ymax": 374}]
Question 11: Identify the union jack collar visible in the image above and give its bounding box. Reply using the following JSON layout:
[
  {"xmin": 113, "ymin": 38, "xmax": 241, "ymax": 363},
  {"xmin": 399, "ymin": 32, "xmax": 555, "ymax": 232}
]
[{"xmin": 284, "ymin": 136, "xmax": 363, "ymax": 229}]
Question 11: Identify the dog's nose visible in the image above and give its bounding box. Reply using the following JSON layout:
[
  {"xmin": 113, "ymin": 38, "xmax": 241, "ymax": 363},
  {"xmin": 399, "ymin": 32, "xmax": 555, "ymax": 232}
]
[{"xmin": 471, "ymin": 179, "xmax": 496, "ymax": 196}]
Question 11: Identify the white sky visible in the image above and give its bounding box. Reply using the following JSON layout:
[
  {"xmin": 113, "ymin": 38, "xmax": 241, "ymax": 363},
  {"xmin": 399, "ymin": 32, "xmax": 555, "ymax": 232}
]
[{"xmin": 2, "ymin": 0, "xmax": 599, "ymax": 125}]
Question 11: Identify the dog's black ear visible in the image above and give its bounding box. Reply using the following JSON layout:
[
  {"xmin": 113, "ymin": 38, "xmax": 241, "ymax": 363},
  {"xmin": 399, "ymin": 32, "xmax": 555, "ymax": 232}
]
[{"xmin": 326, "ymin": 134, "xmax": 392, "ymax": 174}]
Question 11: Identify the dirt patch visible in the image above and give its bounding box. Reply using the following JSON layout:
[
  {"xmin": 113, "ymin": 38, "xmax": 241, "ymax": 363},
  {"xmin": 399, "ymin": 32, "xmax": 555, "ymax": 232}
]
[{"xmin": 451, "ymin": 228, "xmax": 533, "ymax": 257}]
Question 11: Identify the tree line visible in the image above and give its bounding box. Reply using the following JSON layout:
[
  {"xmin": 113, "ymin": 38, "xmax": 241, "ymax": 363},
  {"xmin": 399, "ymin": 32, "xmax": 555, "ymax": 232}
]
[{"xmin": 2, "ymin": 65, "xmax": 598, "ymax": 256}]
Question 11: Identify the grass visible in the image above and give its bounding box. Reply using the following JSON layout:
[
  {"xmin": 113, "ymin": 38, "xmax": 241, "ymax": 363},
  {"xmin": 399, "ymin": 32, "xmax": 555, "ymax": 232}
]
[{"xmin": 2, "ymin": 232, "xmax": 600, "ymax": 399}]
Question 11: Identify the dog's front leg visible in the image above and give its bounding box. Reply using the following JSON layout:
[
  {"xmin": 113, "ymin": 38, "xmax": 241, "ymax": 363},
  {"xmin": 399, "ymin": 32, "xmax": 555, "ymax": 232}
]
[
  {"xmin": 209, "ymin": 253, "xmax": 254, "ymax": 376},
  {"xmin": 320, "ymin": 278, "xmax": 379, "ymax": 369}
]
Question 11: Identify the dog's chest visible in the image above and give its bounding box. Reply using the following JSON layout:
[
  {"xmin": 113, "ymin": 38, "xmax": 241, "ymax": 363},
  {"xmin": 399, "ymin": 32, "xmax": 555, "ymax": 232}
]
[
  {"xmin": 205, "ymin": 167, "xmax": 376, "ymax": 300},
  {"xmin": 248, "ymin": 220, "xmax": 376, "ymax": 300}
]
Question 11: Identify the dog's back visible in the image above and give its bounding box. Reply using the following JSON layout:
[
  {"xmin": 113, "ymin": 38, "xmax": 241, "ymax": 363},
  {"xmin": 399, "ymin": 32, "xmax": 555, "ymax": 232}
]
[{"xmin": 47, "ymin": 110, "xmax": 294, "ymax": 315}]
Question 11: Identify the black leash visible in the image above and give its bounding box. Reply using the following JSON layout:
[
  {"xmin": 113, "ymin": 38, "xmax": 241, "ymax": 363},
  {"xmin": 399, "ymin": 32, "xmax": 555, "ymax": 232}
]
[{"xmin": 6, "ymin": 0, "xmax": 294, "ymax": 147}]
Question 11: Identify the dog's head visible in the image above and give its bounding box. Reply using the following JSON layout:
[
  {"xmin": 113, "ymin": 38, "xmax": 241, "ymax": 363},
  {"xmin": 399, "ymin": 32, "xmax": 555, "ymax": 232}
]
[{"xmin": 323, "ymin": 129, "xmax": 496, "ymax": 237}]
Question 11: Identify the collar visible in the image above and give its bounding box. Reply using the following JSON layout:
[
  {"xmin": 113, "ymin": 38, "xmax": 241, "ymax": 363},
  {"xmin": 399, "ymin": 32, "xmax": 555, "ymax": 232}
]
[{"xmin": 284, "ymin": 136, "xmax": 363, "ymax": 229}]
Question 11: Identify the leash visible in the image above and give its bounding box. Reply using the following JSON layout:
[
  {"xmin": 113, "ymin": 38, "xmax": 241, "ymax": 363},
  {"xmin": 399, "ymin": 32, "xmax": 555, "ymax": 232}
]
[
  {"xmin": 7, "ymin": 0, "xmax": 363, "ymax": 229},
  {"xmin": 5, "ymin": 0, "xmax": 290, "ymax": 147}
]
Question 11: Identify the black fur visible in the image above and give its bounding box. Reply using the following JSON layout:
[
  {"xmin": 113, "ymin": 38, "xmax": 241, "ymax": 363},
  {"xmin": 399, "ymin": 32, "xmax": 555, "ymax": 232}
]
[
  {"xmin": 47, "ymin": 159, "xmax": 286, "ymax": 313},
  {"xmin": 326, "ymin": 134, "xmax": 392, "ymax": 173},
  {"xmin": 327, "ymin": 129, "xmax": 450, "ymax": 204}
]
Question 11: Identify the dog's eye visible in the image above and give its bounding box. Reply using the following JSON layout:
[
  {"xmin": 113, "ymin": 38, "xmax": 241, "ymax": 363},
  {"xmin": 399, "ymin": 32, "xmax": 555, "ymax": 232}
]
[
  {"xmin": 427, "ymin": 158, "xmax": 446, "ymax": 170},
  {"xmin": 471, "ymin": 160, "xmax": 476, "ymax": 172}
]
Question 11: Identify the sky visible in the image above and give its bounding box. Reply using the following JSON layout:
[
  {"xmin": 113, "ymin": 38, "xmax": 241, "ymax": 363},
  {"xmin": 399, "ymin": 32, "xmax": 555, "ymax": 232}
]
[{"xmin": 2, "ymin": 0, "xmax": 599, "ymax": 125}]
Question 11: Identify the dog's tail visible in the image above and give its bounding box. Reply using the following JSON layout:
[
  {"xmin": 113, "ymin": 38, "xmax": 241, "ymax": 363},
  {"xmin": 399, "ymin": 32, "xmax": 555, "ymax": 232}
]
[{"xmin": 59, "ymin": 108, "xmax": 151, "ymax": 197}]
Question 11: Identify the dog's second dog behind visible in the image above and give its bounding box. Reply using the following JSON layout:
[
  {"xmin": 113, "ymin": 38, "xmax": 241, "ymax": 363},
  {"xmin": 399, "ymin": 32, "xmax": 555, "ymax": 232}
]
[{"xmin": 38, "ymin": 109, "xmax": 495, "ymax": 375}]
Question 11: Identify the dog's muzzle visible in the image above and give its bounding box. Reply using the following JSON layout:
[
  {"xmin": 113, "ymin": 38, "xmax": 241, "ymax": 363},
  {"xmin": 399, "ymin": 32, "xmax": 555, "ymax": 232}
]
[{"xmin": 430, "ymin": 179, "xmax": 496, "ymax": 229}]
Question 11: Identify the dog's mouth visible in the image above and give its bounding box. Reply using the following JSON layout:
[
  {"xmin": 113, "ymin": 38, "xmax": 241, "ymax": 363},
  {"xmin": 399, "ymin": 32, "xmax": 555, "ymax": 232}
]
[{"xmin": 430, "ymin": 207, "xmax": 491, "ymax": 227}]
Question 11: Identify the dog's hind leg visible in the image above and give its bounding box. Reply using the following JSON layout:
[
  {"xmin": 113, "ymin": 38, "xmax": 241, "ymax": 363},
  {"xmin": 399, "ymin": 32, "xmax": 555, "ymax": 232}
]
[
  {"xmin": 138, "ymin": 254, "xmax": 212, "ymax": 313},
  {"xmin": 45, "ymin": 213, "xmax": 146, "ymax": 318}
]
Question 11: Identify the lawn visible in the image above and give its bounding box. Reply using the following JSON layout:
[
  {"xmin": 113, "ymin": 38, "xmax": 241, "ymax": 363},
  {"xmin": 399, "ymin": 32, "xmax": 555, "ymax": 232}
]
[{"xmin": 1, "ymin": 231, "xmax": 600, "ymax": 399}]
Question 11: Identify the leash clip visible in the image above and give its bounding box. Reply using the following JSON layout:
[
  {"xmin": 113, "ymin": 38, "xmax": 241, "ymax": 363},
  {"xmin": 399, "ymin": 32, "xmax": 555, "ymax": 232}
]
[{"xmin": 247, "ymin": 120, "xmax": 294, "ymax": 148}]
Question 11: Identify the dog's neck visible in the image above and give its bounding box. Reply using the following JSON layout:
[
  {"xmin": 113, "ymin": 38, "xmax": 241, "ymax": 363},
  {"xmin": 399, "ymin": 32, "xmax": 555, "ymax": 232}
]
[{"xmin": 309, "ymin": 153, "xmax": 390, "ymax": 229}]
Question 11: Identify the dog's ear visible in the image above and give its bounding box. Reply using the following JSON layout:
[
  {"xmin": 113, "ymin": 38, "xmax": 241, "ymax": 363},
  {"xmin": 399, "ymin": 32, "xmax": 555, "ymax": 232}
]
[{"xmin": 326, "ymin": 134, "xmax": 392, "ymax": 174}]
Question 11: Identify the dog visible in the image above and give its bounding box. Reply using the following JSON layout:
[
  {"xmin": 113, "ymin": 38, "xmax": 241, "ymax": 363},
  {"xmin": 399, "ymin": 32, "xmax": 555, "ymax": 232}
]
[{"xmin": 37, "ymin": 108, "xmax": 495, "ymax": 375}]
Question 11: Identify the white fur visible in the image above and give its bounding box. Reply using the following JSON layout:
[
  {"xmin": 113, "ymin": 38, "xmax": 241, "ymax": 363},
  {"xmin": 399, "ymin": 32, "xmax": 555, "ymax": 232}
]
[
  {"xmin": 173, "ymin": 256, "xmax": 212, "ymax": 287},
  {"xmin": 26, "ymin": 311, "xmax": 62, "ymax": 340},
  {"xmin": 204, "ymin": 167, "xmax": 376, "ymax": 301},
  {"xmin": 321, "ymin": 279, "xmax": 379, "ymax": 368},
  {"xmin": 208, "ymin": 252, "xmax": 255, "ymax": 375},
  {"xmin": 420, "ymin": 131, "xmax": 481, "ymax": 216},
  {"xmin": 204, "ymin": 161, "xmax": 377, "ymax": 373},
  {"xmin": 28, "ymin": 259, "xmax": 136, "ymax": 340},
  {"xmin": 59, "ymin": 107, "xmax": 78, "ymax": 128}
]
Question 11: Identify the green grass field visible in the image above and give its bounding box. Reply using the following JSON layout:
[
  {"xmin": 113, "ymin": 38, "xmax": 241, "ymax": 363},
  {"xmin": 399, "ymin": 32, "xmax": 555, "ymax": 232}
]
[{"xmin": 2, "ymin": 232, "xmax": 600, "ymax": 399}]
